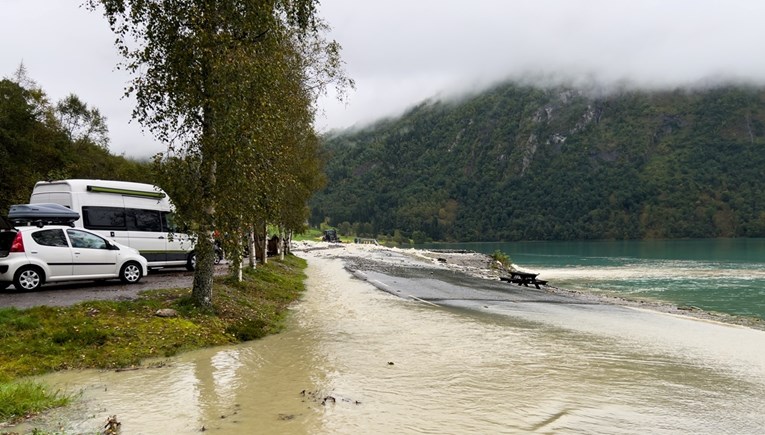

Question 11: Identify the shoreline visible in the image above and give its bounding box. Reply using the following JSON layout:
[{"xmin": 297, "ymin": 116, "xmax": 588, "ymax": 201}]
[{"xmin": 293, "ymin": 240, "xmax": 765, "ymax": 332}]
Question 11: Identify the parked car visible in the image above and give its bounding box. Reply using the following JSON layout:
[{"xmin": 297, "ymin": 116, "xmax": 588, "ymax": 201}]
[{"xmin": 0, "ymin": 215, "xmax": 148, "ymax": 291}]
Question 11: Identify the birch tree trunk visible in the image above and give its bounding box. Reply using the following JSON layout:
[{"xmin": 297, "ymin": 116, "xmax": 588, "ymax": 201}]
[
  {"xmin": 285, "ymin": 230, "xmax": 292, "ymax": 255},
  {"xmin": 279, "ymin": 225, "xmax": 285, "ymax": 261},
  {"xmin": 191, "ymin": 235, "xmax": 214, "ymax": 308},
  {"xmin": 261, "ymin": 221, "xmax": 268, "ymax": 264},
  {"xmin": 247, "ymin": 229, "xmax": 256, "ymax": 269}
]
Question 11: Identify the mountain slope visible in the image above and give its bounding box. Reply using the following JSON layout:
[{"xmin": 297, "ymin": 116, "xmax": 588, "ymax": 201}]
[{"xmin": 310, "ymin": 82, "xmax": 765, "ymax": 241}]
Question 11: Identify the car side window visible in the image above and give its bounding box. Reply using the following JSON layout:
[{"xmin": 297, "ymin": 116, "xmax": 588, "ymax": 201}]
[
  {"xmin": 67, "ymin": 229, "xmax": 108, "ymax": 250},
  {"xmin": 31, "ymin": 229, "xmax": 69, "ymax": 247}
]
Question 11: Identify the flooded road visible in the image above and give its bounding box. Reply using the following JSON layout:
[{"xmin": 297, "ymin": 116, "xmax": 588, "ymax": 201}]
[{"xmin": 11, "ymin": 250, "xmax": 765, "ymax": 434}]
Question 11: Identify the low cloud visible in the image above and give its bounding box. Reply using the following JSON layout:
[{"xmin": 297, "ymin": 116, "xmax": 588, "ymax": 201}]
[{"xmin": 318, "ymin": 0, "xmax": 765, "ymax": 131}]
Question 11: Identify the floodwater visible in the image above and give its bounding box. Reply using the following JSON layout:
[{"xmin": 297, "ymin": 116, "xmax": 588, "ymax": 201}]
[{"xmin": 10, "ymin": 252, "xmax": 765, "ymax": 434}]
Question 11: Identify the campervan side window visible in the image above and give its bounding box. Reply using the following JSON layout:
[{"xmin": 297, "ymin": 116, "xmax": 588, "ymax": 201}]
[
  {"xmin": 162, "ymin": 211, "xmax": 181, "ymax": 233},
  {"xmin": 84, "ymin": 206, "xmax": 165, "ymax": 233},
  {"xmin": 83, "ymin": 206, "xmax": 126, "ymax": 230},
  {"xmin": 128, "ymin": 209, "xmax": 162, "ymax": 232},
  {"xmin": 82, "ymin": 206, "xmax": 180, "ymax": 232}
]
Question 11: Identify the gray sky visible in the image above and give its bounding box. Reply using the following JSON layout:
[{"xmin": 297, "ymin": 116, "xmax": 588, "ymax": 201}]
[{"xmin": 3, "ymin": 0, "xmax": 765, "ymax": 158}]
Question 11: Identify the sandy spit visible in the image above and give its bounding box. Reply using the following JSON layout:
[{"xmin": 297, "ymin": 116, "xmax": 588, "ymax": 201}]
[{"xmin": 292, "ymin": 240, "xmax": 765, "ymax": 332}]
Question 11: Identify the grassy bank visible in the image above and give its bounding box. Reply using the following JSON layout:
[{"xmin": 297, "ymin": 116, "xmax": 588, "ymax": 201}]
[
  {"xmin": 293, "ymin": 228, "xmax": 356, "ymax": 243},
  {"xmin": 0, "ymin": 255, "xmax": 307, "ymax": 423}
]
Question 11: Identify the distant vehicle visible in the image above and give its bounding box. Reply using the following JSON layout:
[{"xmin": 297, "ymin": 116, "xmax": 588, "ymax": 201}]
[
  {"xmin": 29, "ymin": 179, "xmax": 195, "ymax": 270},
  {"xmin": 322, "ymin": 229, "xmax": 339, "ymax": 242},
  {"xmin": 0, "ymin": 211, "xmax": 148, "ymax": 291}
]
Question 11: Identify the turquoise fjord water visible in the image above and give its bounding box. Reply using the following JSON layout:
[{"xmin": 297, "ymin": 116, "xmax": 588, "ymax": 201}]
[{"xmin": 420, "ymin": 239, "xmax": 765, "ymax": 321}]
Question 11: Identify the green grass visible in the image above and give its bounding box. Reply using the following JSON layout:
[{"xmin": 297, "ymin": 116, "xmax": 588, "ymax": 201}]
[
  {"xmin": 292, "ymin": 228, "xmax": 356, "ymax": 243},
  {"xmin": 0, "ymin": 381, "xmax": 70, "ymax": 423},
  {"xmin": 292, "ymin": 227, "xmax": 325, "ymax": 241},
  {"xmin": 0, "ymin": 255, "xmax": 308, "ymax": 423}
]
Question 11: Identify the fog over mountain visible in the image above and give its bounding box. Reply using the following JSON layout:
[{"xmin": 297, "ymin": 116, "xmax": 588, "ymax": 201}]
[
  {"xmin": 319, "ymin": 0, "xmax": 765, "ymax": 131},
  {"xmin": 3, "ymin": 0, "xmax": 765, "ymax": 156}
]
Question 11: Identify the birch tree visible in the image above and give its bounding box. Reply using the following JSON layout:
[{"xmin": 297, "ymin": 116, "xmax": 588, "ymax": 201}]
[{"xmin": 89, "ymin": 0, "xmax": 351, "ymax": 307}]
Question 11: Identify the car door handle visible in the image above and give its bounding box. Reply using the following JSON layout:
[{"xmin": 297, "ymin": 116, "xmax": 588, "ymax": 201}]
[{"xmin": 158, "ymin": 236, "xmax": 165, "ymax": 239}]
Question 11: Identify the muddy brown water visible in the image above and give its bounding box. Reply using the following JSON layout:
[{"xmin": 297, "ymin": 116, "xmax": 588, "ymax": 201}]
[{"xmin": 7, "ymin": 252, "xmax": 765, "ymax": 434}]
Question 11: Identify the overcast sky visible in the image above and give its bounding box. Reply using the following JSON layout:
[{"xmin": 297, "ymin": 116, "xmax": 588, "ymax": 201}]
[{"xmin": 3, "ymin": 0, "xmax": 765, "ymax": 158}]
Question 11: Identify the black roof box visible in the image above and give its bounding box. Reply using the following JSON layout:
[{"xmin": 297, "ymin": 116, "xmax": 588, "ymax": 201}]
[{"xmin": 8, "ymin": 203, "xmax": 80, "ymax": 227}]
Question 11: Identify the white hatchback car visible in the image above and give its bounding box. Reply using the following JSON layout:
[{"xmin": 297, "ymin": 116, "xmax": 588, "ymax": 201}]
[{"xmin": 0, "ymin": 219, "xmax": 148, "ymax": 291}]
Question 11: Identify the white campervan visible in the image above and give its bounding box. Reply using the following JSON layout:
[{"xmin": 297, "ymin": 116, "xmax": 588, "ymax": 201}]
[{"xmin": 30, "ymin": 179, "xmax": 195, "ymax": 270}]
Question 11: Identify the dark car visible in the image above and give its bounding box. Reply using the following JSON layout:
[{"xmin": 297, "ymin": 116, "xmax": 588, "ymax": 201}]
[{"xmin": 322, "ymin": 229, "xmax": 339, "ymax": 243}]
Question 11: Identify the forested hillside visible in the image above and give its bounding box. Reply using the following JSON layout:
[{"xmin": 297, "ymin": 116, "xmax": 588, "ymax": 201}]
[
  {"xmin": 0, "ymin": 72, "xmax": 153, "ymax": 213},
  {"xmin": 310, "ymin": 82, "xmax": 765, "ymax": 242}
]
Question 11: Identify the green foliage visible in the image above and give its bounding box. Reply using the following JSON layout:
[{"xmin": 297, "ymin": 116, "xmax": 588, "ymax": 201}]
[
  {"xmin": 88, "ymin": 0, "xmax": 350, "ymax": 304},
  {"xmin": 0, "ymin": 73, "xmax": 155, "ymax": 214},
  {"xmin": 55, "ymin": 94, "xmax": 110, "ymax": 149},
  {"xmin": 311, "ymin": 83, "xmax": 765, "ymax": 241},
  {"xmin": 0, "ymin": 381, "xmax": 70, "ymax": 422},
  {"xmin": 338, "ymin": 221, "xmax": 352, "ymax": 236},
  {"xmin": 292, "ymin": 227, "xmax": 324, "ymax": 241},
  {"xmin": 51, "ymin": 325, "xmax": 109, "ymax": 347},
  {"xmin": 377, "ymin": 229, "xmax": 410, "ymax": 247},
  {"xmin": 491, "ymin": 250, "xmax": 512, "ymax": 268},
  {"xmin": 225, "ymin": 318, "xmax": 272, "ymax": 341}
]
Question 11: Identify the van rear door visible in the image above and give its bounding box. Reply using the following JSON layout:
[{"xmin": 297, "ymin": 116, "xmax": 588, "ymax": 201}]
[
  {"xmin": 161, "ymin": 212, "xmax": 192, "ymax": 265},
  {"xmin": 126, "ymin": 208, "xmax": 167, "ymax": 264}
]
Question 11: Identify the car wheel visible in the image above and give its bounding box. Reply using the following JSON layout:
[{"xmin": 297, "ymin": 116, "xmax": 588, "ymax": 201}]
[
  {"xmin": 14, "ymin": 267, "xmax": 44, "ymax": 291},
  {"xmin": 186, "ymin": 252, "xmax": 196, "ymax": 271},
  {"xmin": 120, "ymin": 261, "xmax": 143, "ymax": 284}
]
